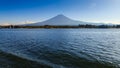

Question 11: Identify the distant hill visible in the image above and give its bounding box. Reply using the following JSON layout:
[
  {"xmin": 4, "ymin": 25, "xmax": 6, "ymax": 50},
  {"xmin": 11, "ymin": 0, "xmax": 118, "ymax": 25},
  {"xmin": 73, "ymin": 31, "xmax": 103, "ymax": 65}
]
[{"xmin": 24, "ymin": 14, "xmax": 106, "ymax": 26}]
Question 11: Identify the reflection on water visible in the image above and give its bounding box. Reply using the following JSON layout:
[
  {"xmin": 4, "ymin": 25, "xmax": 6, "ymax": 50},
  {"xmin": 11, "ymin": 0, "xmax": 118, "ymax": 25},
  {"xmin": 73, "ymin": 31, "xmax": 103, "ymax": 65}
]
[{"xmin": 0, "ymin": 29, "xmax": 120, "ymax": 68}]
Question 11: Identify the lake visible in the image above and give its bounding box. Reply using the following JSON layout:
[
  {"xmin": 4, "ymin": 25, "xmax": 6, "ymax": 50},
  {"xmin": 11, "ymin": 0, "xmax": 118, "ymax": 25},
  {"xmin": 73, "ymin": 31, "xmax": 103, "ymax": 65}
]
[{"xmin": 0, "ymin": 29, "xmax": 120, "ymax": 68}]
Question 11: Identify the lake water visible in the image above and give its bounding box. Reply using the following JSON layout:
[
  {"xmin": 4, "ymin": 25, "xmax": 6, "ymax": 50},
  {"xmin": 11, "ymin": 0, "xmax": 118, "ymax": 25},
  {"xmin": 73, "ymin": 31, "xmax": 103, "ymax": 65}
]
[{"xmin": 0, "ymin": 29, "xmax": 120, "ymax": 68}]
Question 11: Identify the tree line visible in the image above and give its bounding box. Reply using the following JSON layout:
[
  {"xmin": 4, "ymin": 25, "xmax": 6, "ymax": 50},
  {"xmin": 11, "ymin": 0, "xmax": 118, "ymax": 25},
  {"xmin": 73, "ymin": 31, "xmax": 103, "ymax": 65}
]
[{"xmin": 1, "ymin": 24, "xmax": 120, "ymax": 28}]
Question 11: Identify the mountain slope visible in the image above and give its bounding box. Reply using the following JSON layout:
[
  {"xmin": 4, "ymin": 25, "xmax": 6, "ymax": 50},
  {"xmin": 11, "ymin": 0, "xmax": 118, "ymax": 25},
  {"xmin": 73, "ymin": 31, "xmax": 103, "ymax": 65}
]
[{"xmin": 25, "ymin": 14, "xmax": 103, "ymax": 26}]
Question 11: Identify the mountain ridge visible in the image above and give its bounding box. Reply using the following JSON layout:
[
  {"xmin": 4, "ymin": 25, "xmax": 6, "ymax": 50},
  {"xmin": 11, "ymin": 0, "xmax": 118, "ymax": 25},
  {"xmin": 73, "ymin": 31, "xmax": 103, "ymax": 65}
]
[{"xmin": 24, "ymin": 14, "xmax": 105, "ymax": 26}]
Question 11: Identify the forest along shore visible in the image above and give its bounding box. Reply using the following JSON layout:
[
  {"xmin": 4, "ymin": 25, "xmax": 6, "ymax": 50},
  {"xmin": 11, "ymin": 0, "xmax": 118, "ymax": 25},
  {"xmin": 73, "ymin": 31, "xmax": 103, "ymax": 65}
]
[{"xmin": 0, "ymin": 24, "xmax": 120, "ymax": 29}]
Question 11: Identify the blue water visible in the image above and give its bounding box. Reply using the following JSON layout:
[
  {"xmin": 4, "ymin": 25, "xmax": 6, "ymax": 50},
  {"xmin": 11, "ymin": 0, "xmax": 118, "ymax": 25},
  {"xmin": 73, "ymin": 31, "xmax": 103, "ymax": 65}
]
[{"xmin": 0, "ymin": 29, "xmax": 120, "ymax": 68}]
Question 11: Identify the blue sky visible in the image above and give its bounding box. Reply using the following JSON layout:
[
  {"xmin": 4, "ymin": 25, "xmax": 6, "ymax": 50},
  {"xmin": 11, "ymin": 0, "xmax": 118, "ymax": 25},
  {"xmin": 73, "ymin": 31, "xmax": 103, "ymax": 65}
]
[{"xmin": 0, "ymin": 0, "xmax": 120, "ymax": 25}]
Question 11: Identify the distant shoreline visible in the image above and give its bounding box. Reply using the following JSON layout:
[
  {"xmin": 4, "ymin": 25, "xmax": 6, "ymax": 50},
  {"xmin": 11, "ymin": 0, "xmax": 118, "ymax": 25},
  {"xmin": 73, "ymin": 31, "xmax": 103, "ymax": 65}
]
[{"xmin": 1, "ymin": 24, "xmax": 120, "ymax": 29}]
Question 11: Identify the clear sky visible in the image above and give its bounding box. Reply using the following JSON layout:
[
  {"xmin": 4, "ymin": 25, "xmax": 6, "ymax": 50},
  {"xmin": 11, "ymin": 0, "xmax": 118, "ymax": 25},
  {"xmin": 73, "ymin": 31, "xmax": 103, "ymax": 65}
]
[{"xmin": 0, "ymin": 0, "xmax": 120, "ymax": 25}]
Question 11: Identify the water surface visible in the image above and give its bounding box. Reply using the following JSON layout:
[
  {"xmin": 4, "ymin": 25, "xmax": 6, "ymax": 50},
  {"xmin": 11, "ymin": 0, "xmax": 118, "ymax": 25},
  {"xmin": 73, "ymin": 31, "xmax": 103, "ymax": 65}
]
[{"xmin": 0, "ymin": 29, "xmax": 120, "ymax": 68}]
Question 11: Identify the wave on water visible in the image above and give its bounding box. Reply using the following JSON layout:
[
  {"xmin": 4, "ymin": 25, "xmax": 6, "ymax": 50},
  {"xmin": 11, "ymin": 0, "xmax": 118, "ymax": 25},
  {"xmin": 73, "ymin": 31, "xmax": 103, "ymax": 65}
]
[
  {"xmin": 0, "ymin": 29, "xmax": 120, "ymax": 68},
  {"xmin": 0, "ymin": 50, "xmax": 52, "ymax": 68},
  {"xmin": 0, "ymin": 49, "xmax": 117, "ymax": 68}
]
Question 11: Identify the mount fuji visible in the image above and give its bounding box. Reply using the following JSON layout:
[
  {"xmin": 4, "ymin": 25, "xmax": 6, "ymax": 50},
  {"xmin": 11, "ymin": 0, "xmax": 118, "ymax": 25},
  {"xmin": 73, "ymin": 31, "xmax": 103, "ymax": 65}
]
[{"xmin": 25, "ymin": 14, "xmax": 103, "ymax": 26}]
